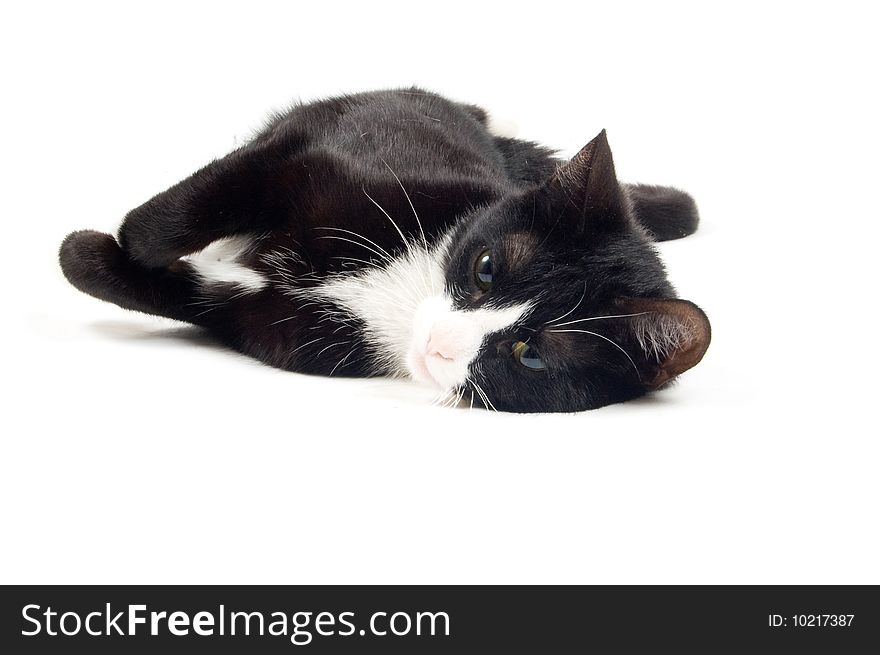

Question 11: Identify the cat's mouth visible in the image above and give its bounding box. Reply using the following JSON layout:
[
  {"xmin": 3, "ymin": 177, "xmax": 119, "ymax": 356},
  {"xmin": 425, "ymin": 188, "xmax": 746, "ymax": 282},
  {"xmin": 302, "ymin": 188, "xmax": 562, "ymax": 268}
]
[
  {"xmin": 407, "ymin": 345, "xmax": 463, "ymax": 387},
  {"xmin": 406, "ymin": 340, "xmax": 469, "ymax": 390},
  {"xmin": 407, "ymin": 350, "xmax": 440, "ymax": 387}
]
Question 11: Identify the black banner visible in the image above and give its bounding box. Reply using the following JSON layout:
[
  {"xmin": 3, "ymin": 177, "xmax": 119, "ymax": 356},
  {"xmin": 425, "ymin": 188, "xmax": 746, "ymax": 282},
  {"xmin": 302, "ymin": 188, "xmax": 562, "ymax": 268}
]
[{"xmin": 2, "ymin": 585, "xmax": 876, "ymax": 653}]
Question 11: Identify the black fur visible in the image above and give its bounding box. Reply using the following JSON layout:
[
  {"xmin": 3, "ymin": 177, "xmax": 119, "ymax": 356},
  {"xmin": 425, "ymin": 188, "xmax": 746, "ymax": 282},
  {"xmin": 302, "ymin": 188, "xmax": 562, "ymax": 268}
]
[
  {"xmin": 626, "ymin": 184, "xmax": 700, "ymax": 241},
  {"xmin": 60, "ymin": 87, "xmax": 710, "ymax": 412}
]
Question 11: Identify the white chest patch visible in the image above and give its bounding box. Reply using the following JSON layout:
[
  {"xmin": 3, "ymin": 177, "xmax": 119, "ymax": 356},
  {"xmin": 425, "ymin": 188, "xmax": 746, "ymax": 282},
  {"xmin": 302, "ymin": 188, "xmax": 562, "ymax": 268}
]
[
  {"xmin": 311, "ymin": 233, "xmax": 531, "ymax": 388},
  {"xmin": 185, "ymin": 235, "xmax": 268, "ymax": 292}
]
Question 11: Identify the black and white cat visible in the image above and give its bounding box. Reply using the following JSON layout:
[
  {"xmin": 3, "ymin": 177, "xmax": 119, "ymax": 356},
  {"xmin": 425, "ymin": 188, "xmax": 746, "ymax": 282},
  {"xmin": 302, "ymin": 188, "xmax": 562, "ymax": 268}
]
[{"xmin": 60, "ymin": 88, "xmax": 710, "ymax": 412}]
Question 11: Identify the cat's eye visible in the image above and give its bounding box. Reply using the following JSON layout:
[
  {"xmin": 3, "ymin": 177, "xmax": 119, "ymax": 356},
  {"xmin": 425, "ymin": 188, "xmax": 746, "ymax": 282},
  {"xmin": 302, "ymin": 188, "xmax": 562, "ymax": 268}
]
[
  {"xmin": 474, "ymin": 249, "xmax": 494, "ymax": 292},
  {"xmin": 512, "ymin": 341, "xmax": 545, "ymax": 371}
]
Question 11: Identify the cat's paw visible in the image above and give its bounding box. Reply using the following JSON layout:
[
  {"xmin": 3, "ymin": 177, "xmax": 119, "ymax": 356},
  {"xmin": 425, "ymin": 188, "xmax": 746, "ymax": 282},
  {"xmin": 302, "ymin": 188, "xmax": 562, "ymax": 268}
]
[{"xmin": 59, "ymin": 230, "xmax": 127, "ymax": 301}]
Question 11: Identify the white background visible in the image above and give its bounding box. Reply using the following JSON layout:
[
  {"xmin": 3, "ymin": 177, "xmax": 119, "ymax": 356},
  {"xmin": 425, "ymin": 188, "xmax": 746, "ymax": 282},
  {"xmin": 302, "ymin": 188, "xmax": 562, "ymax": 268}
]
[{"xmin": 2, "ymin": 2, "xmax": 877, "ymax": 584}]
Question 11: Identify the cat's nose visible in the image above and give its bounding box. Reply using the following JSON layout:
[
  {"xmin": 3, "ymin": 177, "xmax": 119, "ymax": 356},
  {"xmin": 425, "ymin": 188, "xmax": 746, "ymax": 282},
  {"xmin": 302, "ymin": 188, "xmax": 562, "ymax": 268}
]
[{"xmin": 425, "ymin": 318, "xmax": 468, "ymax": 361}]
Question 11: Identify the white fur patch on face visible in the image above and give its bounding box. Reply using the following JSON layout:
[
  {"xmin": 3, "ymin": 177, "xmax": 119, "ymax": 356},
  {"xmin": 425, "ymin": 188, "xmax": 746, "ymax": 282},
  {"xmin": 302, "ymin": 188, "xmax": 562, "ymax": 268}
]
[
  {"xmin": 311, "ymin": 231, "xmax": 530, "ymax": 387},
  {"xmin": 408, "ymin": 295, "xmax": 530, "ymax": 389},
  {"xmin": 185, "ymin": 235, "xmax": 267, "ymax": 292}
]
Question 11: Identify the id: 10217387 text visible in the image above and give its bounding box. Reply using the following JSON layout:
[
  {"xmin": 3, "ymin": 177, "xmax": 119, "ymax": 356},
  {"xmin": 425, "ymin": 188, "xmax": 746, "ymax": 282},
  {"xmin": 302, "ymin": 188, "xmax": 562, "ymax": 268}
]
[{"xmin": 768, "ymin": 614, "xmax": 854, "ymax": 628}]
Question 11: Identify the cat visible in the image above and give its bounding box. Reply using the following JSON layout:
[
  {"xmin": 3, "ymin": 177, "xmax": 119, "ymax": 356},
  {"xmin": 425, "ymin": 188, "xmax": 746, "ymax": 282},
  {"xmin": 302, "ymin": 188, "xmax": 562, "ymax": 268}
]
[{"xmin": 59, "ymin": 87, "xmax": 710, "ymax": 413}]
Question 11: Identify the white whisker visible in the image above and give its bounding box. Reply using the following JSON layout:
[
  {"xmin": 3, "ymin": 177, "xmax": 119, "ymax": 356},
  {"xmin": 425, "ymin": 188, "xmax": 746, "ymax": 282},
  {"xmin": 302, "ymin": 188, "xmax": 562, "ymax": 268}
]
[
  {"xmin": 452, "ymin": 385, "xmax": 466, "ymax": 409},
  {"xmin": 471, "ymin": 381, "xmax": 498, "ymax": 412},
  {"xmin": 315, "ymin": 341, "xmax": 349, "ymax": 358},
  {"xmin": 544, "ymin": 282, "xmax": 586, "ymax": 326},
  {"xmin": 381, "ymin": 157, "xmax": 435, "ymax": 294},
  {"xmin": 362, "ymin": 186, "xmax": 432, "ymax": 297},
  {"xmin": 315, "ymin": 235, "xmax": 391, "ymax": 263},
  {"xmin": 329, "ymin": 347, "xmax": 357, "ymax": 376},
  {"xmin": 289, "ymin": 337, "xmax": 324, "ymax": 357},
  {"xmin": 329, "ymin": 256, "xmax": 382, "ymax": 268},
  {"xmin": 550, "ymin": 312, "xmax": 649, "ymax": 328},
  {"xmin": 362, "ymin": 187, "xmax": 410, "ymax": 248},
  {"xmin": 314, "ymin": 226, "xmax": 394, "ymax": 262},
  {"xmin": 269, "ymin": 314, "xmax": 299, "ymax": 326},
  {"xmin": 432, "ymin": 388, "xmax": 453, "ymax": 407},
  {"xmin": 548, "ymin": 328, "xmax": 642, "ymax": 380}
]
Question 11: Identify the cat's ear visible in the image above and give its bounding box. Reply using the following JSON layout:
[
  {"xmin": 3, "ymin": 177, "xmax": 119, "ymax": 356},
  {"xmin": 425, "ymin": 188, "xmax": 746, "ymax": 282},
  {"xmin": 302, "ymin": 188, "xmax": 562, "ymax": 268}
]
[
  {"xmin": 543, "ymin": 129, "xmax": 625, "ymax": 236},
  {"xmin": 616, "ymin": 297, "xmax": 711, "ymax": 389}
]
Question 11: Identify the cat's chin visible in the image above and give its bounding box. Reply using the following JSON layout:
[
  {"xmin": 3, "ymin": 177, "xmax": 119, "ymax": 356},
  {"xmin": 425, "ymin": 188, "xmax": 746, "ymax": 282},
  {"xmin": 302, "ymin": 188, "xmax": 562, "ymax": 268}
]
[
  {"xmin": 407, "ymin": 349, "xmax": 467, "ymax": 392},
  {"xmin": 406, "ymin": 350, "xmax": 442, "ymax": 388}
]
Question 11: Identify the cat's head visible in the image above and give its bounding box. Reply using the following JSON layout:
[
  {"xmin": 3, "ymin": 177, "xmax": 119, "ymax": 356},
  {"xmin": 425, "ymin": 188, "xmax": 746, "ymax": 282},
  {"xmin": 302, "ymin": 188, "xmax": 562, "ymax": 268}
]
[{"xmin": 406, "ymin": 130, "xmax": 710, "ymax": 412}]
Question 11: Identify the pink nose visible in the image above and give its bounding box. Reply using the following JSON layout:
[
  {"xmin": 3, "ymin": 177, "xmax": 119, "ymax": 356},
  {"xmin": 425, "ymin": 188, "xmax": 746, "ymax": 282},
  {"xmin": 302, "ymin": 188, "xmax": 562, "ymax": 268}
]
[{"xmin": 425, "ymin": 319, "xmax": 467, "ymax": 360}]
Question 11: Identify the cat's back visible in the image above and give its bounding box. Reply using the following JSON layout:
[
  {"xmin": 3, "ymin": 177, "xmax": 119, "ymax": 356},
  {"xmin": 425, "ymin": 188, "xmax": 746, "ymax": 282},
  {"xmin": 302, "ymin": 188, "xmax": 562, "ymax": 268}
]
[{"xmin": 257, "ymin": 88, "xmax": 509, "ymax": 186}]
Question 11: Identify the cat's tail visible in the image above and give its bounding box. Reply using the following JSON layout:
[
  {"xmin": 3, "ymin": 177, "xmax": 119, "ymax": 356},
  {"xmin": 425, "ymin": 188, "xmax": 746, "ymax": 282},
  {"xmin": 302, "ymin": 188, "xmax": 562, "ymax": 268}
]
[
  {"xmin": 59, "ymin": 230, "xmax": 204, "ymax": 325},
  {"xmin": 625, "ymin": 184, "xmax": 700, "ymax": 241}
]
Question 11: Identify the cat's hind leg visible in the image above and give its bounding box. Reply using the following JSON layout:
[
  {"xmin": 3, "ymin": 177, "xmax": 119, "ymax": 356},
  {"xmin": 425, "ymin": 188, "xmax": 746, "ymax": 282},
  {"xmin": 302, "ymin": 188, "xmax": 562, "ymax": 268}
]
[
  {"xmin": 117, "ymin": 143, "xmax": 301, "ymax": 269},
  {"xmin": 62, "ymin": 138, "xmax": 304, "ymax": 322},
  {"xmin": 60, "ymin": 230, "xmax": 205, "ymax": 324}
]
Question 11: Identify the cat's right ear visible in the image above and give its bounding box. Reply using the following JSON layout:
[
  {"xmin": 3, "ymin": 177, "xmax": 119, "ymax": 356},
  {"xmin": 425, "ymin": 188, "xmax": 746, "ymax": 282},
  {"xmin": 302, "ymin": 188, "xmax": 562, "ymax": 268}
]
[
  {"xmin": 539, "ymin": 129, "xmax": 627, "ymax": 237},
  {"xmin": 615, "ymin": 297, "xmax": 712, "ymax": 389}
]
